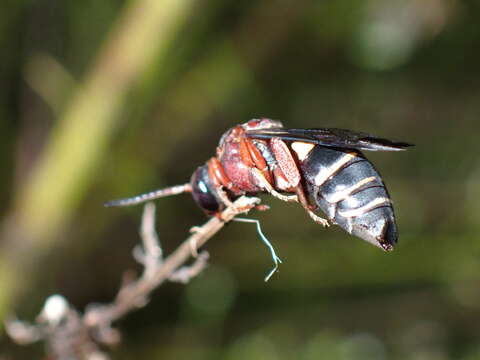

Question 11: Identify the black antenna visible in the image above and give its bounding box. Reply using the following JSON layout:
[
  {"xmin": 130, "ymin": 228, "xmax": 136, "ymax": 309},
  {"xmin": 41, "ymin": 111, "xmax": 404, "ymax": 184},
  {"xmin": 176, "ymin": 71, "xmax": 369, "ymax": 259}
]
[{"xmin": 104, "ymin": 183, "xmax": 191, "ymax": 207}]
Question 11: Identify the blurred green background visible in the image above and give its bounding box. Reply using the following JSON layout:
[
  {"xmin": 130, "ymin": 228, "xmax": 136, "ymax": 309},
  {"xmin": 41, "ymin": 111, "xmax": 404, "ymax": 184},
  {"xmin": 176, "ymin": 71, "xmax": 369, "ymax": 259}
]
[{"xmin": 2, "ymin": 0, "xmax": 480, "ymax": 358}]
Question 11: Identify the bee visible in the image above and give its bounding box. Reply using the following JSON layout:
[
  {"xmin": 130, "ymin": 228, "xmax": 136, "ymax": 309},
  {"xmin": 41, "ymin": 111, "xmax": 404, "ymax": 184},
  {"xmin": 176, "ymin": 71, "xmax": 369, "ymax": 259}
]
[{"xmin": 106, "ymin": 118, "xmax": 412, "ymax": 251}]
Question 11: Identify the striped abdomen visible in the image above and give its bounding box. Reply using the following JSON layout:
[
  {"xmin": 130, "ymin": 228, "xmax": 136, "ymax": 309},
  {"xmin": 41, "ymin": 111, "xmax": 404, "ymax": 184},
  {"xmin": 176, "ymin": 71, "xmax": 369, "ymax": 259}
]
[{"xmin": 300, "ymin": 146, "xmax": 398, "ymax": 250}]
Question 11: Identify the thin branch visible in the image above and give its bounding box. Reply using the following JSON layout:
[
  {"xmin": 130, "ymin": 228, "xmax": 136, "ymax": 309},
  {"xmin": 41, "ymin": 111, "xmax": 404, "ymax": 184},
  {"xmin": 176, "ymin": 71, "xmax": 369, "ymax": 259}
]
[
  {"xmin": 136, "ymin": 202, "xmax": 163, "ymax": 278},
  {"xmin": 84, "ymin": 195, "xmax": 260, "ymax": 328},
  {"xmin": 168, "ymin": 251, "xmax": 210, "ymax": 284},
  {"xmin": 6, "ymin": 195, "xmax": 261, "ymax": 359}
]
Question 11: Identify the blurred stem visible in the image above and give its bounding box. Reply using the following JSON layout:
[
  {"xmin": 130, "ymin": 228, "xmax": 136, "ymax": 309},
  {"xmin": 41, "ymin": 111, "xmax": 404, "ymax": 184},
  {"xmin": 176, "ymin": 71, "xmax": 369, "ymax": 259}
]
[
  {"xmin": 16, "ymin": 0, "xmax": 193, "ymax": 244},
  {"xmin": 0, "ymin": 0, "xmax": 194, "ymax": 317}
]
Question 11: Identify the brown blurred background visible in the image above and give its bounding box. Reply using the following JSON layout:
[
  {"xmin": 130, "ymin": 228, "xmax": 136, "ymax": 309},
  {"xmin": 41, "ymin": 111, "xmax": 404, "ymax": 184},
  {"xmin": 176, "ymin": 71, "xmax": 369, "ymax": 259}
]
[{"xmin": 1, "ymin": 0, "xmax": 480, "ymax": 358}]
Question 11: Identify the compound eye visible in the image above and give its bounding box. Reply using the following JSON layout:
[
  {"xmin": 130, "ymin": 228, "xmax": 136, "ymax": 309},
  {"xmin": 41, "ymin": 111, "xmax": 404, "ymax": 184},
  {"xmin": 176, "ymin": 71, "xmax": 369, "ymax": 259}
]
[{"xmin": 190, "ymin": 166, "xmax": 220, "ymax": 213}]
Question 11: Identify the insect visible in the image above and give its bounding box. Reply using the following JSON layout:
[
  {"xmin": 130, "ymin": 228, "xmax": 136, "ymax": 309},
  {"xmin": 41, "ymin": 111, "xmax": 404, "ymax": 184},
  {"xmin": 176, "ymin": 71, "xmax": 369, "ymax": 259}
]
[{"xmin": 106, "ymin": 118, "xmax": 412, "ymax": 251}]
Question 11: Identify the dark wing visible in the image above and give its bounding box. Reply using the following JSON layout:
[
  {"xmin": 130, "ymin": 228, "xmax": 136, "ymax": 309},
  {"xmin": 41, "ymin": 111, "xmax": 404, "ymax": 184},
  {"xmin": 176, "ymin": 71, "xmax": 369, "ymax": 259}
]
[{"xmin": 245, "ymin": 127, "xmax": 413, "ymax": 151}]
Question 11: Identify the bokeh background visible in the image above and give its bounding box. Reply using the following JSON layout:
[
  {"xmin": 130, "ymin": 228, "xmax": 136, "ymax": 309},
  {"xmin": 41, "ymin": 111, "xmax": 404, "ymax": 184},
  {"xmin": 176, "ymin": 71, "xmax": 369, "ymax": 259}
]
[{"xmin": 2, "ymin": 0, "xmax": 480, "ymax": 358}]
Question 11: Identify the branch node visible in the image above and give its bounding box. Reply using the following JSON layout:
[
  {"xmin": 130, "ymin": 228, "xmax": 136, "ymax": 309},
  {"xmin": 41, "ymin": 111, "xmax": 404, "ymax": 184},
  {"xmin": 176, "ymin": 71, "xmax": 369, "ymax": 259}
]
[{"xmin": 169, "ymin": 251, "xmax": 210, "ymax": 283}]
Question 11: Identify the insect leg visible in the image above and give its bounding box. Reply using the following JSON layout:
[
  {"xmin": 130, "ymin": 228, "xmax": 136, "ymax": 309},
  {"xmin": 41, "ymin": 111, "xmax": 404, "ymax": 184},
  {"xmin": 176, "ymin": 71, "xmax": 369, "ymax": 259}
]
[
  {"xmin": 243, "ymin": 137, "xmax": 273, "ymax": 184},
  {"xmin": 251, "ymin": 168, "xmax": 298, "ymax": 202},
  {"xmin": 270, "ymin": 137, "xmax": 330, "ymax": 227},
  {"xmin": 305, "ymin": 208, "xmax": 330, "ymax": 227},
  {"xmin": 269, "ymin": 137, "xmax": 301, "ymax": 189},
  {"xmin": 207, "ymin": 157, "xmax": 236, "ymax": 208},
  {"xmin": 215, "ymin": 187, "xmax": 235, "ymax": 208},
  {"xmin": 294, "ymin": 184, "xmax": 330, "ymax": 227}
]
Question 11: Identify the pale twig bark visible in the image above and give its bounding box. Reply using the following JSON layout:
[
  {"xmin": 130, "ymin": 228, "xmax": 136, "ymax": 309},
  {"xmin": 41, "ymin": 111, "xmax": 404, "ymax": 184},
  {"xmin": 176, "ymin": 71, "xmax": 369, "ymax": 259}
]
[{"xmin": 6, "ymin": 196, "xmax": 261, "ymax": 359}]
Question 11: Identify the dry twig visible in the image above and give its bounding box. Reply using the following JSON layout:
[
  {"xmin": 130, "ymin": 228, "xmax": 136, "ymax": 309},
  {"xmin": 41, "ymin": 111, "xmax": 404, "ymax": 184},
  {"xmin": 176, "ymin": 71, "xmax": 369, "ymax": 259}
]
[{"xmin": 6, "ymin": 196, "xmax": 261, "ymax": 359}]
